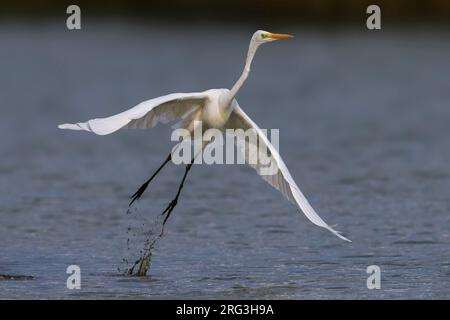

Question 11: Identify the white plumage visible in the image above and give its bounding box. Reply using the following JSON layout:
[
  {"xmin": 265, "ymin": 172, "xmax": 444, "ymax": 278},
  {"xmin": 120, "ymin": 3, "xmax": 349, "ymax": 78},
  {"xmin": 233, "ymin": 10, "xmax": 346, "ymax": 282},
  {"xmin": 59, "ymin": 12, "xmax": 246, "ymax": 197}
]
[
  {"xmin": 59, "ymin": 92, "xmax": 208, "ymax": 135},
  {"xmin": 59, "ymin": 30, "xmax": 350, "ymax": 242}
]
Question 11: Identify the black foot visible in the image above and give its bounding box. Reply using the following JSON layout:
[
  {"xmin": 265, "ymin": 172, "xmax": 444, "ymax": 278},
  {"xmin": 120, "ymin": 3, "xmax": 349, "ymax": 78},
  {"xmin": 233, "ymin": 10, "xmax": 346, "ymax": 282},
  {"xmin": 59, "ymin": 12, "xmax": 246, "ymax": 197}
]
[
  {"xmin": 129, "ymin": 181, "xmax": 150, "ymax": 206},
  {"xmin": 162, "ymin": 199, "xmax": 177, "ymax": 221},
  {"xmin": 159, "ymin": 199, "xmax": 178, "ymax": 236},
  {"xmin": 129, "ymin": 153, "xmax": 172, "ymax": 206}
]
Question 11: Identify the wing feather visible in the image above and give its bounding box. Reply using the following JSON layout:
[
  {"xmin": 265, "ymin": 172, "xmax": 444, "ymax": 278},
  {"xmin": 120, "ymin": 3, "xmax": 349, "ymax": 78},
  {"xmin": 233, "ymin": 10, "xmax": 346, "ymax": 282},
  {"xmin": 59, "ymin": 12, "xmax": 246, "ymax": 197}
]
[
  {"xmin": 225, "ymin": 103, "xmax": 350, "ymax": 242},
  {"xmin": 58, "ymin": 92, "xmax": 207, "ymax": 135}
]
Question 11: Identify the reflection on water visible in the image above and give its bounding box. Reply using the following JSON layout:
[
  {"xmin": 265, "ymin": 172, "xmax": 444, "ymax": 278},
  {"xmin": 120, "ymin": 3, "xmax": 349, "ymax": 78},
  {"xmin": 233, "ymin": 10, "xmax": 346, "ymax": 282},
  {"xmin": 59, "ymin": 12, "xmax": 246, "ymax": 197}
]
[{"xmin": 1, "ymin": 22, "xmax": 450, "ymax": 299}]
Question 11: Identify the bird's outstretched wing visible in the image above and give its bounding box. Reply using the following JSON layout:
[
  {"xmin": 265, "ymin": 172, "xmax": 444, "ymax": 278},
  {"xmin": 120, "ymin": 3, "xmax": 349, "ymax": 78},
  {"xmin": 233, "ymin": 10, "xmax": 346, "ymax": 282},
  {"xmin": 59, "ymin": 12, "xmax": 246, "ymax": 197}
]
[
  {"xmin": 58, "ymin": 92, "xmax": 207, "ymax": 135},
  {"xmin": 225, "ymin": 103, "xmax": 350, "ymax": 242}
]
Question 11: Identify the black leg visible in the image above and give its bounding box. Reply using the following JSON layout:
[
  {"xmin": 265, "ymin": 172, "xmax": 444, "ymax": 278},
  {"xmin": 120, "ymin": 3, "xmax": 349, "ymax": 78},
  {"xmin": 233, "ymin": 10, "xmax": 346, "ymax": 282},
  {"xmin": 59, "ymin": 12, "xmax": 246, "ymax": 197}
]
[
  {"xmin": 159, "ymin": 160, "xmax": 194, "ymax": 235},
  {"xmin": 129, "ymin": 153, "xmax": 172, "ymax": 206}
]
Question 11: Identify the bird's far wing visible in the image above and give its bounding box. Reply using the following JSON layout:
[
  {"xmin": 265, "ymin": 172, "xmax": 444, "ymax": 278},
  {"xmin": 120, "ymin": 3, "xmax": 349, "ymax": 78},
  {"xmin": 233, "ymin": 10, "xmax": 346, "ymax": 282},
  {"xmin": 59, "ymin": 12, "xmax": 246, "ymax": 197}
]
[
  {"xmin": 224, "ymin": 104, "xmax": 350, "ymax": 242},
  {"xmin": 58, "ymin": 92, "xmax": 207, "ymax": 135}
]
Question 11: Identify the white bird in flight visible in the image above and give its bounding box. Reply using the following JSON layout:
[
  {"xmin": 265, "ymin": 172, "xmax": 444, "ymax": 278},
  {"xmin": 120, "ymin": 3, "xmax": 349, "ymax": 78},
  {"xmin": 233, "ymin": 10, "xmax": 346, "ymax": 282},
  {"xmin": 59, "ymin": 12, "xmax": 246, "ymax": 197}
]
[{"xmin": 59, "ymin": 30, "xmax": 350, "ymax": 242}]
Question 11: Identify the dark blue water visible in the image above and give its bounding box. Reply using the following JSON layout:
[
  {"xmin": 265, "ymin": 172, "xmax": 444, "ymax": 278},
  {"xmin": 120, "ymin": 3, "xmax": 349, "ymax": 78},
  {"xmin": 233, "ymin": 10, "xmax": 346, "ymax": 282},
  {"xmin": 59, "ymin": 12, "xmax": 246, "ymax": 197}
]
[{"xmin": 1, "ymin": 22, "xmax": 450, "ymax": 299}]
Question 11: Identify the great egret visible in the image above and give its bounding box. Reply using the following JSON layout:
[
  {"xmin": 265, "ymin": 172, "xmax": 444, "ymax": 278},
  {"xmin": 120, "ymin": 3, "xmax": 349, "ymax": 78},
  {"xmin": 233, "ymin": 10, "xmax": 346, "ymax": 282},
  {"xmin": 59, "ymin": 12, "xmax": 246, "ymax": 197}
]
[{"xmin": 59, "ymin": 30, "xmax": 350, "ymax": 242}]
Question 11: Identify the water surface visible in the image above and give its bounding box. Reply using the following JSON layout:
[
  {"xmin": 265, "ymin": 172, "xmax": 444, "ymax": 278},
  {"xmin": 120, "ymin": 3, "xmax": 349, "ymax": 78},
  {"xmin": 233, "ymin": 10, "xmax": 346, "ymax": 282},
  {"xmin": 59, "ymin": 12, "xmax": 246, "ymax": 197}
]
[{"xmin": 1, "ymin": 23, "xmax": 450, "ymax": 299}]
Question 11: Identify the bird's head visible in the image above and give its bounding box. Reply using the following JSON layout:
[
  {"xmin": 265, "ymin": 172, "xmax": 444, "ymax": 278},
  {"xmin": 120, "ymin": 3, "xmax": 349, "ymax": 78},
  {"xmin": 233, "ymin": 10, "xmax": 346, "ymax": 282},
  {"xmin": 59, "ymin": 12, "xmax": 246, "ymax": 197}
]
[{"xmin": 252, "ymin": 30, "xmax": 294, "ymax": 46}]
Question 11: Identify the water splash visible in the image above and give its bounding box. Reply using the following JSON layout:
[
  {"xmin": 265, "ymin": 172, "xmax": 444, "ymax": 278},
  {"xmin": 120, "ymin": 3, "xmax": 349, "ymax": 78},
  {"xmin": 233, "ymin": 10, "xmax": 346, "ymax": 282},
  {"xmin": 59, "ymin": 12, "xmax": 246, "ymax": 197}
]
[{"xmin": 121, "ymin": 206, "xmax": 166, "ymax": 276}]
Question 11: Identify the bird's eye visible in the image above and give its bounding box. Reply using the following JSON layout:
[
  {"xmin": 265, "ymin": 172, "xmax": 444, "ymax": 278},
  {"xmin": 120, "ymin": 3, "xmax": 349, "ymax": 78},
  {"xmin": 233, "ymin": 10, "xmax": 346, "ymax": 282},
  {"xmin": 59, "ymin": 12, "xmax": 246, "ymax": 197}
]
[{"xmin": 261, "ymin": 34, "xmax": 268, "ymax": 39}]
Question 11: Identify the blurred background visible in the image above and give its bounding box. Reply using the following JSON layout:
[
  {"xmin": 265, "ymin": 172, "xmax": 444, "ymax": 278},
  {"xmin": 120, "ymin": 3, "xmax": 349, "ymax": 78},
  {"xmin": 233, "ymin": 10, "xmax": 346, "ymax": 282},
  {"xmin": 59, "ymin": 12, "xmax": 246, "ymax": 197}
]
[
  {"xmin": 2, "ymin": 0, "xmax": 450, "ymax": 24},
  {"xmin": 1, "ymin": 1, "xmax": 450, "ymax": 299}
]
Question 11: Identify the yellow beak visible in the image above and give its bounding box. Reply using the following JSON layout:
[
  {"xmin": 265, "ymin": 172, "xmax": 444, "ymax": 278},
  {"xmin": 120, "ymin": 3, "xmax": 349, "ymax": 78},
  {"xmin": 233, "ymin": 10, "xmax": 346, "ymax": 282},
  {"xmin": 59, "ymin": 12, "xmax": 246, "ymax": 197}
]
[{"xmin": 267, "ymin": 33, "xmax": 294, "ymax": 40}]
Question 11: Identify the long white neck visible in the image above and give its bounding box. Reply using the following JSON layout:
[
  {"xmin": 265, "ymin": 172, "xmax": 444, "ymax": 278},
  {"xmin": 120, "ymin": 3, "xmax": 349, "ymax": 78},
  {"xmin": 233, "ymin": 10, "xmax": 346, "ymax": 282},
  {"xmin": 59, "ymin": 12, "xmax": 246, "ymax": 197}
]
[{"xmin": 228, "ymin": 39, "xmax": 259, "ymax": 102}]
